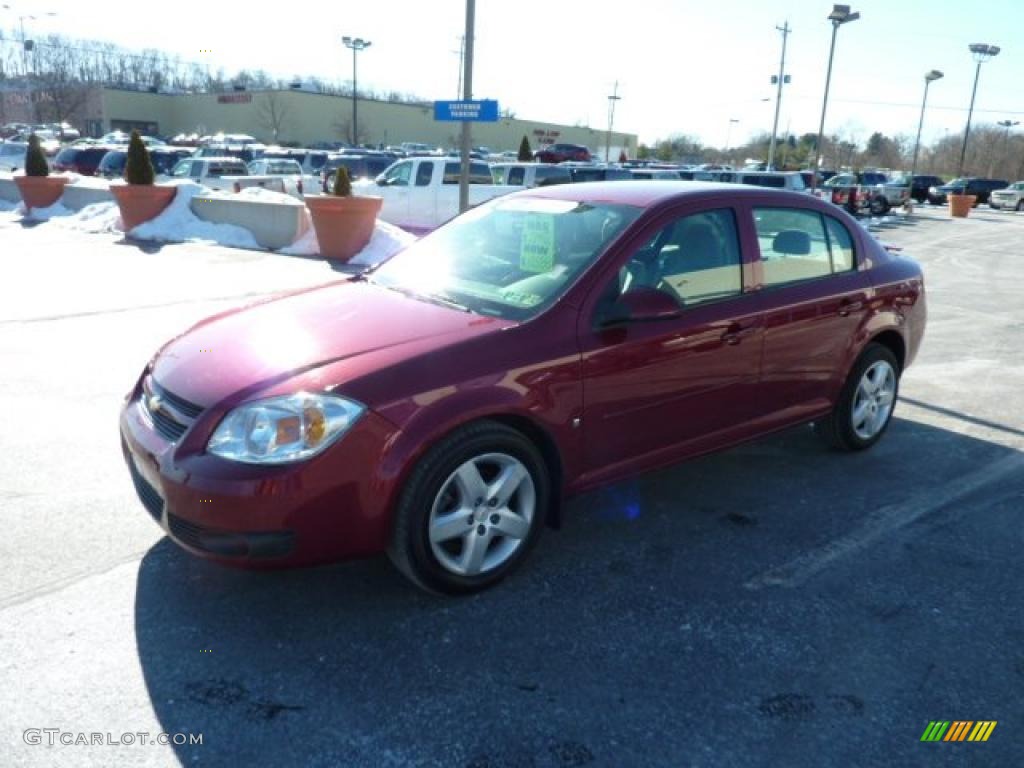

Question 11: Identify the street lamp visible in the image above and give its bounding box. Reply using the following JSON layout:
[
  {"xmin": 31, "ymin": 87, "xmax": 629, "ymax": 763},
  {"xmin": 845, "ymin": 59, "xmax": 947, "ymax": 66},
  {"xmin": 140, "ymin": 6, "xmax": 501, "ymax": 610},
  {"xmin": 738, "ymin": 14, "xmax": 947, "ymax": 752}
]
[
  {"xmin": 767, "ymin": 21, "xmax": 791, "ymax": 171},
  {"xmin": 605, "ymin": 81, "xmax": 621, "ymax": 163},
  {"xmin": 342, "ymin": 36, "xmax": 371, "ymax": 147},
  {"xmin": 725, "ymin": 118, "xmax": 739, "ymax": 153},
  {"xmin": 909, "ymin": 70, "xmax": 943, "ymax": 179},
  {"xmin": 957, "ymin": 43, "xmax": 1000, "ymax": 177},
  {"xmin": 810, "ymin": 4, "xmax": 860, "ymax": 191}
]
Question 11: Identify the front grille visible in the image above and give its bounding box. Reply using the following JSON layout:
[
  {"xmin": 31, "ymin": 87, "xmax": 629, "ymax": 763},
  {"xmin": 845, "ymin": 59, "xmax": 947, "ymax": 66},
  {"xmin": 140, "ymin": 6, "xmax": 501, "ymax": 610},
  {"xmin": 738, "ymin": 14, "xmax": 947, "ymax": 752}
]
[
  {"xmin": 129, "ymin": 458, "xmax": 164, "ymax": 522},
  {"xmin": 150, "ymin": 406, "xmax": 187, "ymax": 442},
  {"xmin": 141, "ymin": 376, "xmax": 204, "ymax": 443}
]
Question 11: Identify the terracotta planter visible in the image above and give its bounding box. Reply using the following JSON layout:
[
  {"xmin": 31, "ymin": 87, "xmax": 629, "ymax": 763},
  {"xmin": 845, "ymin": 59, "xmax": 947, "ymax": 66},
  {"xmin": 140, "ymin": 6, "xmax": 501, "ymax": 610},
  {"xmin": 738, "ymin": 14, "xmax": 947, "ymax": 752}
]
[
  {"xmin": 949, "ymin": 194, "xmax": 976, "ymax": 218},
  {"xmin": 110, "ymin": 184, "xmax": 177, "ymax": 231},
  {"xmin": 14, "ymin": 176, "xmax": 68, "ymax": 211},
  {"xmin": 306, "ymin": 194, "xmax": 383, "ymax": 261}
]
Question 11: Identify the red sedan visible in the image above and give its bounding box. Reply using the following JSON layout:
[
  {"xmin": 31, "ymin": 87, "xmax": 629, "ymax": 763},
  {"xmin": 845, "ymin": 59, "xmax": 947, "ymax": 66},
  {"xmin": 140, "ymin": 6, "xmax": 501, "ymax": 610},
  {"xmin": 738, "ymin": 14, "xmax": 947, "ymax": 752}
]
[
  {"xmin": 534, "ymin": 143, "xmax": 592, "ymax": 163},
  {"xmin": 120, "ymin": 182, "xmax": 926, "ymax": 594}
]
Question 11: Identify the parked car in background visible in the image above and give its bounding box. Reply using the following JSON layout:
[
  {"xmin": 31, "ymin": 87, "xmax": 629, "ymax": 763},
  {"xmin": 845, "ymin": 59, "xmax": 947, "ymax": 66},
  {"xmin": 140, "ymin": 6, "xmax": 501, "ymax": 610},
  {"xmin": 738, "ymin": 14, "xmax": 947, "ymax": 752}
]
[
  {"xmin": 258, "ymin": 148, "xmax": 330, "ymax": 176},
  {"xmin": 52, "ymin": 145, "xmax": 115, "ymax": 176},
  {"xmin": 565, "ymin": 166, "xmax": 632, "ymax": 182},
  {"xmin": 730, "ymin": 170, "xmax": 808, "ymax": 192},
  {"xmin": 96, "ymin": 147, "xmax": 195, "ymax": 179},
  {"xmin": 120, "ymin": 181, "xmax": 925, "ymax": 594},
  {"xmin": 870, "ymin": 180, "xmax": 912, "ymax": 214},
  {"xmin": 320, "ymin": 154, "xmax": 397, "ymax": 192},
  {"xmin": 0, "ymin": 140, "xmax": 27, "ymax": 171},
  {"xmin": 822, "ymin": 171, "xmax": 887, "ymax": 214},
  {"xmin": 629, "ymin": 168, "xmax": 683, "ymax": 180},
  {"xmin": 907, "ymin": 174, "xmax": 944, "ymax": 203},
  {"xmin": 930, "ymin": 177, "xmax": 1008, "ymax": 206},
  {"xmin": 491, "ymin": 162, "xmax": 572, "ymax": 187},
  {"xmin": 167, "ymin": 156, "xmax": 264, "ymax": 192},
  {"xmin": 988, "ymin": 181, "xmax": 1024, "ymax": 211},
  {"xmin": 534, "ymin": 143, "xmax": 592, "ymax": 163},
  {"xmin": 245, "ymin": 158, "xmax": 305, "ymax": 196},
  {"xmin": 355, "ymin": 156, "xmax": 516, "ymax": 232}
]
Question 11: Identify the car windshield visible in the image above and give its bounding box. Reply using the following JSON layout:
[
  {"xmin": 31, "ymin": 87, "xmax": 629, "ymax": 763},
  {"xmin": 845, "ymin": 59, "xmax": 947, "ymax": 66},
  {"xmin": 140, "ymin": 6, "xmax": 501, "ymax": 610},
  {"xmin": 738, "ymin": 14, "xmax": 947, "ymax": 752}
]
[
  {"xmin": 1009, "ymin": 182, "xmax": 1024, "ymax": 190},
  {"xmin": 946, "ymin": 178, "xmax": 968, "ymax": 186},
  {"xmin": 369, "ymin": 197, "xmax": 641, "ymax": 321}
]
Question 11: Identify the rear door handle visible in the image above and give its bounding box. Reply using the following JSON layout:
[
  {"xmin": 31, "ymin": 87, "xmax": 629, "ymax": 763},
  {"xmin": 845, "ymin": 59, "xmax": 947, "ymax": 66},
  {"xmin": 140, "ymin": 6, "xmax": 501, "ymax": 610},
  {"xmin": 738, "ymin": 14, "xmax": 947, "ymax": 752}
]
[
  {"xmin": 721, "ymin": 324, "xmax": 758, "ymax": 345},
  {"xmin": 838, "ymin": 298, "xmax": 864, "ymax": 317}
]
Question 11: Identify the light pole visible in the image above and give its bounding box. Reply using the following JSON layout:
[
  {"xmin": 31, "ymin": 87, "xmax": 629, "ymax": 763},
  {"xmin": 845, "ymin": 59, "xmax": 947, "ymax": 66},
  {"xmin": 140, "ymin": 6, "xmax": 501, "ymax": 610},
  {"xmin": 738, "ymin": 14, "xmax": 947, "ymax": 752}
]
[
  {"xmin": 957, "ymin": 43, "xmax": 1000, "ymax": 178},
  {"xmin": 767, "ymin": 21, "xmax": 790, "ymax": 170},
  {"xmin": 725, "ymin": 118, "xmax": 739, "ymax": 162},
  {"xmin": 605, "ymin": 81, "xmax": 621, "ymax": 163},
  {"xmin": 811, "ymin": 4, "xmax": 859, "ymax": 191},
  {"xmin": 342, "ymin": 36, "xmax": 371, "ymax": 147},
  {"xmin": 996, "ymin": 119, "xmax": 1019, "ymax": 177},
  {"xmin": 909, "ymin": 70, "xmax": 943, "ymax": 179}
]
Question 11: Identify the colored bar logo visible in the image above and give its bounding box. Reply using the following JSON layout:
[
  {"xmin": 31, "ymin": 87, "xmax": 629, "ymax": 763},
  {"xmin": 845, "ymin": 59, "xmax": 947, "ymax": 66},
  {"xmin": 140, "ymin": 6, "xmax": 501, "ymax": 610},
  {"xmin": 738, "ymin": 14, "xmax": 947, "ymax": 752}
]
[{"xmin": 921, "ymin": 721, "xmax": 997, "ymax": 742}]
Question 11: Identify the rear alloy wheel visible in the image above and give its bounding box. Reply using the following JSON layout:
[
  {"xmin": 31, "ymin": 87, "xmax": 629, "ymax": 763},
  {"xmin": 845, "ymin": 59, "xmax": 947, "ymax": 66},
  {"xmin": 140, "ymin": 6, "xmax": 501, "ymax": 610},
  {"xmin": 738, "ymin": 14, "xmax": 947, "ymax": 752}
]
[
  {"xmin": 388, "ymin": 421, "xmax": 549, "ymax": 594},
  {"xmin": 815, "ymin": 343, "xmax": 900, "ymax": 451}
]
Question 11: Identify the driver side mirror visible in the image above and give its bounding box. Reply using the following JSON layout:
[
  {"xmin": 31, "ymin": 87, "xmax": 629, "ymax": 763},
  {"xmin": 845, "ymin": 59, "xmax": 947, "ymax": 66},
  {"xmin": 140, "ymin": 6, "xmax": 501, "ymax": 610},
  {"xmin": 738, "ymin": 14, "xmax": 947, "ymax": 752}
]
[{"xmin": 600, "ymin": 287, "xmax": 682, "ymax": 327}]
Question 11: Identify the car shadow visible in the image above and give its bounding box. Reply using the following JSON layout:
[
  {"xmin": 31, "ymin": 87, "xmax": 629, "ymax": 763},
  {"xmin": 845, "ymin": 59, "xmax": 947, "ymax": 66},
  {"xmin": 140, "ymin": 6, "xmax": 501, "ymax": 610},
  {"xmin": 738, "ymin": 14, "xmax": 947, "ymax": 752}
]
[{"xmin": 134, "ymin": 414, "xmax": 1023, "ymax": 766}]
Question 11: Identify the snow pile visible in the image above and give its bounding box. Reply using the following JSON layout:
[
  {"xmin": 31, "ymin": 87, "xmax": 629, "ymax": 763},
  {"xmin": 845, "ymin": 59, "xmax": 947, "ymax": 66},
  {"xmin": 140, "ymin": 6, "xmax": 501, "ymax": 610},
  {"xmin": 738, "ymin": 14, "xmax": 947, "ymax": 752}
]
[
  {"xmin": 64, "ymin": 174, "xmax": 112, "ymax": 190},
  {"xmin": 280, "ymin": 218, "xmax": 417, "ymax": 266},
  {"xmin": 24, "ymin": 200, "xmax": 72, "ymax": 222},
  {"xmin": 130, "ymin": 181, "xmax": 261, "ymax": 249},
  {"xmin": 48, "ymin": 201, "xmax": 122, "ymax": 234},
  {"xmin": 237, "ymin": 186, "xmax": 302, "ymax": 205}
]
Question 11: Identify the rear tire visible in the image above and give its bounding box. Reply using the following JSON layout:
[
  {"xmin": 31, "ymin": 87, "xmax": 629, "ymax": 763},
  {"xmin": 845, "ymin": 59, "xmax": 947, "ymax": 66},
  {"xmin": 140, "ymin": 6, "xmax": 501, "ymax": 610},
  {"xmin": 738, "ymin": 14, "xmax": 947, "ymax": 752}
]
[
  {"xmin": 815, "ymin": 343, "xmax": 900, "ymax": 452},
  {"xmin": 1016, "ymin": 200, "xmax": 1024, "ymax": 212},
  {"xmin": 387, "ymin": 421, "xmax": 549, "ymax": 595},
  {"xmin": 869, "ymin": 196, "xmax": 889, "ymax": 215}
]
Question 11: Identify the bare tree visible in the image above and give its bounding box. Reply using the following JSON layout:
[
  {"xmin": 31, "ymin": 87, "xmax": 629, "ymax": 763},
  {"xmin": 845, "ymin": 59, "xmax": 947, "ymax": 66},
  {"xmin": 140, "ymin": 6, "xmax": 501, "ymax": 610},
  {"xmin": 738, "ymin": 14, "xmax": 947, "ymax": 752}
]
[{"xmin": 258, "ymin": 90, "xmax": 291, "ymax": 143}]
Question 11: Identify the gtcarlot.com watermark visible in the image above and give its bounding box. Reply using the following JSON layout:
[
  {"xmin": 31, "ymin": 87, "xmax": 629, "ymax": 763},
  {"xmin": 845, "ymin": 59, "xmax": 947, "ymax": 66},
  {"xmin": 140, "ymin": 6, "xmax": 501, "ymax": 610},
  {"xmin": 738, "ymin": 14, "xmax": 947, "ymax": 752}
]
[{"xmin": 24, "ymin": 729, "xmax": 203, "ymax": 747}]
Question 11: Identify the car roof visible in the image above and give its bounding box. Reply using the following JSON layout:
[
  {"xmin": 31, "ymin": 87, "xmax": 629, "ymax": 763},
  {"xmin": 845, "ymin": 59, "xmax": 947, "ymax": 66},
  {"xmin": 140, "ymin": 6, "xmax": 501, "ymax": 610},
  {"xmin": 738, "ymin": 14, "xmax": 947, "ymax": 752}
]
[{"xmin": 517, "ymin": 180, "xmax": 805, "ymax": 207}]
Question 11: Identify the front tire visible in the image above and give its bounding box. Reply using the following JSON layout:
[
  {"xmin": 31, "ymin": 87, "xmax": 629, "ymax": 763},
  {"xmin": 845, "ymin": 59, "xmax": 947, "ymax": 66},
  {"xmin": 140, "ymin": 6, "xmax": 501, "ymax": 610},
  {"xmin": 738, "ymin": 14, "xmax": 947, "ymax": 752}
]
[
  {"xmin": 815, "ymin": 343, "xmax": 900, "ymax": 451},
  {"xmin": 1016, "ymin": 200, "xmax": 1024, "ymax": 212},
  {"xmin": 387, "ymin": 421, "xmax": 549, "ymax": 595},
  {"xmin": 869, "ymin": 196, "xmax": 890, "ymax": 215}
]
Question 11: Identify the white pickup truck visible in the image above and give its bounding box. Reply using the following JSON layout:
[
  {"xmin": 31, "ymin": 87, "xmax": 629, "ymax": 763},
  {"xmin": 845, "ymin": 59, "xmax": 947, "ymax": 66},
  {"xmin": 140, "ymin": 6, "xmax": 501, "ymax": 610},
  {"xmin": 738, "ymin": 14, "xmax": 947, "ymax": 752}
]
[
  {"xmin": 353, "ymin": 157, "xmax": 522, "ymax": 233},
  {"xmin": 168, "ymin": 156, "xmax": 291, "ymax": 195}
]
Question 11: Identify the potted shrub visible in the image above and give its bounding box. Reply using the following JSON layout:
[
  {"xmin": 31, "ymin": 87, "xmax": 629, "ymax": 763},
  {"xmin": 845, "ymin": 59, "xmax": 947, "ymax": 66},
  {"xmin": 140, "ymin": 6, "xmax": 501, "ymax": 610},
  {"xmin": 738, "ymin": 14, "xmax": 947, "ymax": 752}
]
[
  {"xmin": 305, "ymin": 166, "xmax": 383, "ymax": 262},
  {"xmin": 109, "ymin": 130, "xmax": 176, "ymax": 231},
  {"xmin": 14, "ymin": 133, "xmax": 68, "ymax": 212},
  {"xmin": 948, "ymin": 192, "xmax": 976, "ymax": 218}
]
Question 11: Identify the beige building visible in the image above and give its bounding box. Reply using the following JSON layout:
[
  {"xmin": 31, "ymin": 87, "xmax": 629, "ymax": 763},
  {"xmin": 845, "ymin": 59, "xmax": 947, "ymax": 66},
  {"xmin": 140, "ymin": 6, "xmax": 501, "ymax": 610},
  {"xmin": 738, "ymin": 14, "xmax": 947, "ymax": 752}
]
[{"xmin": 84, "ymin": 87, "xmax": 636, "ymax": 157}]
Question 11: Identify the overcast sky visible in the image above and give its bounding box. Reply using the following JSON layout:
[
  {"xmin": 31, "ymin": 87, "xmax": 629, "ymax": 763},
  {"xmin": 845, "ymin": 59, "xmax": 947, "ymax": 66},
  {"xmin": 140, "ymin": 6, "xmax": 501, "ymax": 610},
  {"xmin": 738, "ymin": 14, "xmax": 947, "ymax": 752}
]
[{"xmin": 4, "ymin": 0, "xmax": 1022, "ymax": 149}]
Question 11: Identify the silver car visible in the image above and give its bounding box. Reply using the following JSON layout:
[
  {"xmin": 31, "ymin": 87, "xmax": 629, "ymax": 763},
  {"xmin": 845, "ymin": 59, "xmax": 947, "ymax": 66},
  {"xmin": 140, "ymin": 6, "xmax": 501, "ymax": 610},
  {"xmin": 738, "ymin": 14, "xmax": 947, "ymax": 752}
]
[
  {"xmin": 989, "ymin": 181, "xmax": 1024, "ymax": 211},
  {"xmin": 0, "ymin": 140, "xmax": 28, "ymax": 172}
]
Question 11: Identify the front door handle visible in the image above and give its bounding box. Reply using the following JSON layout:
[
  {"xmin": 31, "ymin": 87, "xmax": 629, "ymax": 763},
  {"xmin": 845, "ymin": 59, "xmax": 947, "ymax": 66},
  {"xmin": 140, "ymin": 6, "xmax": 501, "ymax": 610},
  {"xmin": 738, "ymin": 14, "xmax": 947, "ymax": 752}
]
[
  {"xmin": 838, "ymin": 298, "xmax": 864, "ymax": 317},
  {"xmin": 721, "ymin": 324, "xmax": 758, "ymax": 345}
]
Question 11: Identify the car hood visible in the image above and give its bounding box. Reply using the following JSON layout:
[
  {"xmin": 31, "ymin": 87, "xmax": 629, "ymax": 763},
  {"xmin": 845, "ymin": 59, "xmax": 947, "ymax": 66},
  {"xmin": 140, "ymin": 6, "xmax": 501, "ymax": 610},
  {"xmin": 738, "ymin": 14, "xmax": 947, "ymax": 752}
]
[{"xmin": 150, "ymin": 279, "xmax": 512, "ymax": 408}]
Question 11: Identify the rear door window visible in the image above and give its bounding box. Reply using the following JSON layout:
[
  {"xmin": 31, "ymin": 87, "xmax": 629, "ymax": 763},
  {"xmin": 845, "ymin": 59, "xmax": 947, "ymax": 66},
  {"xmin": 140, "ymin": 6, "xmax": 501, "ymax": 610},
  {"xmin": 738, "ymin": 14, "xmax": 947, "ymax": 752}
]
[{"xmin": 754, "ymin": 208, "xmax": 856, "ymax": 286}]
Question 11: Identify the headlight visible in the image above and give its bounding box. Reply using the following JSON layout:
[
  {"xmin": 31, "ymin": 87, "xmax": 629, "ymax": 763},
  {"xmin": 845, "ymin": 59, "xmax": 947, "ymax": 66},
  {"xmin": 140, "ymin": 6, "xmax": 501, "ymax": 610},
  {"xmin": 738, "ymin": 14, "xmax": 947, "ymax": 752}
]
[{"xmin": 207, "ymin": 392, "xmax": 365, "ymax": 465}]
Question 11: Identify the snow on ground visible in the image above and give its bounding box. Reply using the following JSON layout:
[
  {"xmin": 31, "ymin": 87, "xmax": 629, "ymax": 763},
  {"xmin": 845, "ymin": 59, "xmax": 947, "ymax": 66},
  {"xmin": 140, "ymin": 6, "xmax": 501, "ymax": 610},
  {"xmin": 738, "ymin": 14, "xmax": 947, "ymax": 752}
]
[
  {"xmin": 130, "ymin": 181, "xmax": 262, "ymax": 250},
  {"xmin": 57, "ymin": 174, "xmax": 112, "ymax": 190},
  {"xmin": 47, "ymin": 201, "xmax": 122, "ymax": 234},
  {"xmin": 280, "ymin": 218, "xmax": 417, "ymax": 266},
  {"xmin": 23, "ymin": 201, "xmax": 72, "ymax": 222}
]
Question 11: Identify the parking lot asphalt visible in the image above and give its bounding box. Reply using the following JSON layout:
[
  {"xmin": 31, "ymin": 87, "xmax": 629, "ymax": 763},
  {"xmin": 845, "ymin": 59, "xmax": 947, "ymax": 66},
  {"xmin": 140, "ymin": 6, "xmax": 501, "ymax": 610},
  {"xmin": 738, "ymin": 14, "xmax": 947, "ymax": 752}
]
[{"xmin": 0, "ymin": 205, "xmax": 1021, "ymax": 767}]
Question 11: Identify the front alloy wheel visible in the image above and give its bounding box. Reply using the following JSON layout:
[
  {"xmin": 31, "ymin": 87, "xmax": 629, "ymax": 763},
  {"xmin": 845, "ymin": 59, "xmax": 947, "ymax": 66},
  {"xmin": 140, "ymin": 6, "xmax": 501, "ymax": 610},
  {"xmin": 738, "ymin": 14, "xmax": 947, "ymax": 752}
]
[
  {"xmin": 428, "ymin": 453, "xmax": 535, "ymax": 577},
  {"xmin": 388, "ymin": 421, "xmax": 549, "ymax": 594}
]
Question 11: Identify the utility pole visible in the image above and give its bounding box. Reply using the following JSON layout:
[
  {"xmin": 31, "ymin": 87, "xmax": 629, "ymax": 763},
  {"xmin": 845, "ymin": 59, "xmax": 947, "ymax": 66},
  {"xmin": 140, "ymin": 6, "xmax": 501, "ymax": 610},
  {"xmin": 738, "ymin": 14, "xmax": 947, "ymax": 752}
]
[
  {"xmin": 767, "ymin": 21, "xmax": 790, "ymax": 170},
  {"xmin": 453, "ymin": 35, "xmax": 464, "ymax": 98},
  {"xmin": 605, "ymin": 81, "xmax": 621, "ymax": 163},
  {"xmin": 458, "ymin": 0, "xmax": 475, "ymax": 213}
]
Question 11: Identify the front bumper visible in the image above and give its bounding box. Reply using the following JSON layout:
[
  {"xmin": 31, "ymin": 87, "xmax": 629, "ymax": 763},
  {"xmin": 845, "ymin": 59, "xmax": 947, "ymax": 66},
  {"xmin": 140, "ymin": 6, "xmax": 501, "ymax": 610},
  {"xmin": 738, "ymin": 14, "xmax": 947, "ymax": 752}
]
[{"xmin": 119, "ymin": 392, "xmax": 400, "ymax": 568}]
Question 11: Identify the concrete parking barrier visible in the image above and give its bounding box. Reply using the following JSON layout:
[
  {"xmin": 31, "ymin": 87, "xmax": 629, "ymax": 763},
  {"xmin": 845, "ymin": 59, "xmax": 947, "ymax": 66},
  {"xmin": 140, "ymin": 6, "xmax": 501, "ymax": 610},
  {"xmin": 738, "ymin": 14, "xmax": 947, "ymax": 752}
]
[
  {"xmin": 61, "ymin": 185, "xmax": 115, "ymax": 211},
  {"xmin": 188, "ymin": 195, "xmax": 310, "ymax": 250}
]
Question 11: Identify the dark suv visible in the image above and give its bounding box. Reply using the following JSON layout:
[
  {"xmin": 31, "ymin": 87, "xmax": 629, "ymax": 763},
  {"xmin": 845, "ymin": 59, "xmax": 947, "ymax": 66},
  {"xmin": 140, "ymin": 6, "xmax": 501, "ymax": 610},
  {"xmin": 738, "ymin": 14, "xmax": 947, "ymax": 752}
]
[
  {"xmin": 534, "ymin": 143, "xmax": 592, "ymax": 164},
  {"xmin": 97, "ymin": 147, "xmax": 194, "ymax": 178},
  {"xmin": 930, "ymin": 177, "xmax": 1008, "ymax": 206},
  {"xmin": 51, "ymin": 146, "xmax": 112, "ymax": 176},
  {"xmin": 908, "ymin": 175, "xmax": 944, "ymax": 203}
]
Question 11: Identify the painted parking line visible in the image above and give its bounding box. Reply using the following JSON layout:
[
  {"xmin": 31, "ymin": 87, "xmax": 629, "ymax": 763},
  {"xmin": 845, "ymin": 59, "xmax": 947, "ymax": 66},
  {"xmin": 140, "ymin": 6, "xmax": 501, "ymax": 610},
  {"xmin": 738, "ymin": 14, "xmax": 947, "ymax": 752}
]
[{"xmin": 744, "ymin": 451, "xmax": 1024, "ymax": 590}]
